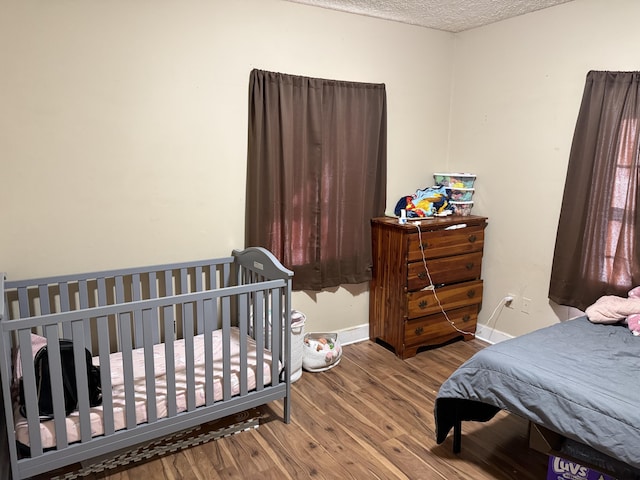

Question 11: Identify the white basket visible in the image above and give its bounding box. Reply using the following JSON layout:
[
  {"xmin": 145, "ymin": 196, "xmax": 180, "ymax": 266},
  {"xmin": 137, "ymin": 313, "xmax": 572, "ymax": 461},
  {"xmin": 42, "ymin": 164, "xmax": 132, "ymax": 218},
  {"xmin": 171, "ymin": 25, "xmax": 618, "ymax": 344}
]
[
  {"xmin": 302, "ymin": 332, "xmax": 342, "ymax": 372},
  {"xmin": 251, "ymin": 309, "xmax": 306, "ymax": 382},
  {"xmin": 290, "ymin": 310, "xmax": 306, "ymax": 382}
]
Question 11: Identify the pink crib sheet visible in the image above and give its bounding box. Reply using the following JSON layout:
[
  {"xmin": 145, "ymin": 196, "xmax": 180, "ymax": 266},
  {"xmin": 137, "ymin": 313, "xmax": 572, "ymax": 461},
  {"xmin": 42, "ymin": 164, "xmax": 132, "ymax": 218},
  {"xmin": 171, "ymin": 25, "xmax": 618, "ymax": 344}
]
[{"xmin": 14, "ymin": 327, "xmax": 278, "ymax": 449}]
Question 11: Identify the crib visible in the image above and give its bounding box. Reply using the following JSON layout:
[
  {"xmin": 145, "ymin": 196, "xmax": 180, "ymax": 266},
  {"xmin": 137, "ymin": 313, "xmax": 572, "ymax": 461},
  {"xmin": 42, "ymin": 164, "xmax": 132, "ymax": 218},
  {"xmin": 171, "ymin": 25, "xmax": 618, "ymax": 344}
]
[{"xmin": 0, "ymin": 247, "xmax": 293, "ymax": 480}]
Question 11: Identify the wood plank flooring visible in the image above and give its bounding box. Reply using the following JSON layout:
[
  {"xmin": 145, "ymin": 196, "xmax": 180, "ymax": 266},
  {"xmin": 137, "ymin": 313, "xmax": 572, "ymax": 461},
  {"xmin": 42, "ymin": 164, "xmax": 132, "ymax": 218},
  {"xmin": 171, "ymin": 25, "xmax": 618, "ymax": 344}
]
[{"xmin": 82, "ymin": 338, "xmax": 549, "ymax": 479}]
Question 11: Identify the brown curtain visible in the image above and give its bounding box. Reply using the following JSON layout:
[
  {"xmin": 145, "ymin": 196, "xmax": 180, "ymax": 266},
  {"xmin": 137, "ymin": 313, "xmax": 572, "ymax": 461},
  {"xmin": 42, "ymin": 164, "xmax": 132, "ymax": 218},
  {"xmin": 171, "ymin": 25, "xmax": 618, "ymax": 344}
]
[
  {"xmin": 549, "ymin": 71, "xmax": 640, "ymax": 310},
  {"xmin": 245, "ymin": 69, "xmax": 387, "ymax": 291}
]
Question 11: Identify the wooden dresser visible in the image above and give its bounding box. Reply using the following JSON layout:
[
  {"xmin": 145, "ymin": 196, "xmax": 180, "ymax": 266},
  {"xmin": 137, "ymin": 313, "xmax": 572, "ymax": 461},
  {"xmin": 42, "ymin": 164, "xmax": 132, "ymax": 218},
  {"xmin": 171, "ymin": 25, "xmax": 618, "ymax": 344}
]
[{"xmin": 369, "ymin": 215, "xmax": 488, "ymax": 359}]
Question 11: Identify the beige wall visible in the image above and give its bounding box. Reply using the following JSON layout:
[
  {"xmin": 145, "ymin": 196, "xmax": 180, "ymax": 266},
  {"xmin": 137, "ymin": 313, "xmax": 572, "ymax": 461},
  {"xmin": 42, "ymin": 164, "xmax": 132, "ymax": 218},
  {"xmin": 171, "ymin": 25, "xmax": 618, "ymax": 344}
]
[
  {"xmin": 450, "ymin": 0, "xmax": 640, "ymax": 337},
  {"xmin": 4, "ymin": 0, "xmax": 639, "ymax": 339},
  {"xmin": 0, "ymin": 0, "xmax": 454, "ymax": 335}
]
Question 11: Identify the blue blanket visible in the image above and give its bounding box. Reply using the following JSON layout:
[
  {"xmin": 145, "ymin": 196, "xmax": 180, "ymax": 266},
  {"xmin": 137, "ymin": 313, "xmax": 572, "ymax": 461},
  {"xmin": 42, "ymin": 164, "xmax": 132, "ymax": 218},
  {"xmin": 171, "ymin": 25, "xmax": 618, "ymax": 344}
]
[{"xmin": 435, "ymin": 317, "xmax": 640, "ymax": 470}]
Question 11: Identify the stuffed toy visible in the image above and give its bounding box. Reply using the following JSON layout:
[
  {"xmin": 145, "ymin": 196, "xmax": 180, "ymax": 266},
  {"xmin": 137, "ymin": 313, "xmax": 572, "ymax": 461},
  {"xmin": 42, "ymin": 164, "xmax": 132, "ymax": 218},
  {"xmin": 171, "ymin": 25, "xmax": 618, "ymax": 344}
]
[{"xmin": 585, "ymin": 286, "xmax": 640, "ymax": 335}]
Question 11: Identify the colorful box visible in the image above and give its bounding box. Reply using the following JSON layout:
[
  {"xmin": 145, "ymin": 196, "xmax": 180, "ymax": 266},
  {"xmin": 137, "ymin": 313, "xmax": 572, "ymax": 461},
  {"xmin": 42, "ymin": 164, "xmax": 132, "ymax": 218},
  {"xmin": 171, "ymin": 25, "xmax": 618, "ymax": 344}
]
[{"xmin": 547, "ymin": 455, "xmax": 616, "ymax": 480}]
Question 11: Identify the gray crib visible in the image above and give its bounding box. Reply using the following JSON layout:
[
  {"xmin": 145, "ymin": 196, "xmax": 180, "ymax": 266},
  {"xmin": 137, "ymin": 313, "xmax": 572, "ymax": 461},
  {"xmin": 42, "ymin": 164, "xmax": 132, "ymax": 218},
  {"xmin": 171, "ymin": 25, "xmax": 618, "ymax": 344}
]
[{"xmin": 0, "ymin": 247, "xmax": 293, "ymax": 480}]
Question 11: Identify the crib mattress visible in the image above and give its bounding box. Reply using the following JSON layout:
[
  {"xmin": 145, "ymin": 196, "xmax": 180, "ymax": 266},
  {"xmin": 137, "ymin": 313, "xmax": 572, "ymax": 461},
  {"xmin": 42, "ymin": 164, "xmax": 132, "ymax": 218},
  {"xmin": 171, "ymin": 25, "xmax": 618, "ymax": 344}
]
[{"xmin": 14, "ymin": 327, "xmax": 278, "ymax": 449}]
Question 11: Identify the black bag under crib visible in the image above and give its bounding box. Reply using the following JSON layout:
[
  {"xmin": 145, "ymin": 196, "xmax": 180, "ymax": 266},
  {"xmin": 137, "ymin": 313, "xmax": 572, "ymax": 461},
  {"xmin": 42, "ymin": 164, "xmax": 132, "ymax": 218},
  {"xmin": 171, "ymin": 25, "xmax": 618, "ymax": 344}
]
[{"xmin": 19, "ymin": 340, "xmax": 102, "ymax": 419}]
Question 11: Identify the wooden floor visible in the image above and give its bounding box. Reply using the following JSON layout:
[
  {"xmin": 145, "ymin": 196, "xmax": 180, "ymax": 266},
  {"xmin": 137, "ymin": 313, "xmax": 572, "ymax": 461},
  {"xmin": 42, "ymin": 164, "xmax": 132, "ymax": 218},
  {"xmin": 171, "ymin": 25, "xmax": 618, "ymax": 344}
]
[{"xmin": 87, "ymin": 338, "xmax": 549, "ymax": 479}]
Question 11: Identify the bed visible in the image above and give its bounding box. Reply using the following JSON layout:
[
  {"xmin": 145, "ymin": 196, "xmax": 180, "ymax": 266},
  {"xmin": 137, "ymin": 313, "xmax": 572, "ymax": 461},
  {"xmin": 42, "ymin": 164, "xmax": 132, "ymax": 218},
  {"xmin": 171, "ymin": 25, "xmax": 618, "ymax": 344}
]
[
  {"xmin": 434, "ymin": 316, "xmax": 640, "ymax": 478},
  {"xmin": 0, "ymin": 247, "xmax": 293, "ymax": 480}
]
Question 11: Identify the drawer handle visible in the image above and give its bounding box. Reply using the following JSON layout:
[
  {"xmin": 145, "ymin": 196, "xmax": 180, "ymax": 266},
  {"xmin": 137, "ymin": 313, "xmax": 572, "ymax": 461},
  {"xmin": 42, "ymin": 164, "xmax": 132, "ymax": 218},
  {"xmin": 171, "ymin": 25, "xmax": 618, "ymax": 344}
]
[
  {"xmin": 465, "ymin": 262, "xmax": 474, "ymax": 270},
  {"xmin": 417, "ymin": 272, "xmax": 427, "ymax": 280},
  {"xmin": 415, "ymin": 326, "xmax": 424, "ymax": 336},
  {"xmin": 462, "ymin": 315, "xmax": 470, "ymax": 323},
  {"xmin": 467, "ymin": 289, "xmax": 476, "ymax": 299},
  {"xmin": 418, "ymin": 300, "xmax": 428, "ymax": 309},
  {"xmin": 468, "ymin": 234, "xmax": 477, "ymax": 243},
  {"xmin": 420, "ymin": 242, "xmax": 428, "ymax": 251}
]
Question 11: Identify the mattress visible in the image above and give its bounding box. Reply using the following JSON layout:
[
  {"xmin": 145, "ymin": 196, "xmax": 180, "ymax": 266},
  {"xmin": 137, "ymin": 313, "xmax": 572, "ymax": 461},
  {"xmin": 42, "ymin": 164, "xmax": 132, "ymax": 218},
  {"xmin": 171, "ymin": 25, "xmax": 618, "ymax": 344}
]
[
  {"xmin": 435, "ymin": 316, "xmax": 640, "ymax": 469},
  {"xmin": 14, "ymin": 327, "xmax": 279, "ymax": 449}
]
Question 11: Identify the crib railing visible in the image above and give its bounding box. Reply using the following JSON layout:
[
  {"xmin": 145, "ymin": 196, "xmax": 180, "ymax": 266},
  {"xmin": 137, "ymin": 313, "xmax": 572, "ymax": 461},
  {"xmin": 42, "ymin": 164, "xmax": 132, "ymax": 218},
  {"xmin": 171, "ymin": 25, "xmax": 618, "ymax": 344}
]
[
  {"xmin": 0, "ymin": 248, "xmax": 293, "ymax": 480},
  {"xmin": 2, "ymin": 257, "xmax": 235, "ymax": 353}
]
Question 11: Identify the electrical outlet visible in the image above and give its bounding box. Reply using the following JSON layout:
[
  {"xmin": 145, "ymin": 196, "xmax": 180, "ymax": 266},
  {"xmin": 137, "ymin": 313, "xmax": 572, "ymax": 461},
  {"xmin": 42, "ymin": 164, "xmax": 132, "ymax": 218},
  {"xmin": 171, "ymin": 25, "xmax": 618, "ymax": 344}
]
[
  {"xmin": 522, "ymin": 297, "xmax": 532, "ymax": 314},
  {"xmin": 505, "ymin": 294, "xmax": 516, "ymax": 309}
]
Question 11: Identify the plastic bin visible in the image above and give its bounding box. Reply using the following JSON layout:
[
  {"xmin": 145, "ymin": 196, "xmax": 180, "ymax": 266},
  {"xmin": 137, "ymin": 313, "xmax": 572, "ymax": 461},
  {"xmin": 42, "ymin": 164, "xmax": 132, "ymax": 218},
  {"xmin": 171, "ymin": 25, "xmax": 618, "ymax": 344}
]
[
  {"xmin": 446, "ymin": 187, "xmax": 474, "ymax": 201},
  {"xmin": 434, "ymin": 172, "xmax": 476, "ymax": 188},
  {"xmin": 451, "ymin": 200, "xmax": 474, "ymax": 216}
]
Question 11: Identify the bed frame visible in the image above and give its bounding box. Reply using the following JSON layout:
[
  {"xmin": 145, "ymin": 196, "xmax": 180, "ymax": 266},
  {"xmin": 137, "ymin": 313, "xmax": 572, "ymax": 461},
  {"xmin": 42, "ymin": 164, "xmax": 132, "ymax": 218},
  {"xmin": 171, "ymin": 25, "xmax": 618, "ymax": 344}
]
[{"xmin": 0, "ymin": 247, "xmax": 293, "ymax": 480}]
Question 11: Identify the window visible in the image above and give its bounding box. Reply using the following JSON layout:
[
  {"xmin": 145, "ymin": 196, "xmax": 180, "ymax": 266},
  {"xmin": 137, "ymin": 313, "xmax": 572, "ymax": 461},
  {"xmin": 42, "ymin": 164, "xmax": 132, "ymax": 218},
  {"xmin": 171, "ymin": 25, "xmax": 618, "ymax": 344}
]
[
  {"xmin": 245, "ymin": 70, "xmax": 387, "ymax": 291},
  {"xmin": 549, "ymin": 71, "xmax": 640, "ymax": 310}
]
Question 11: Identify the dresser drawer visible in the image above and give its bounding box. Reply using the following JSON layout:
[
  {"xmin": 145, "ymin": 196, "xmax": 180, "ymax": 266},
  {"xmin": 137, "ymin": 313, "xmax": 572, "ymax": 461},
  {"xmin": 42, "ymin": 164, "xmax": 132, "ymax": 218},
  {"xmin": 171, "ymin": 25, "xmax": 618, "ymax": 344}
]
[
  {"xmin": 407, "ymin": 251, "xmax": 483, "ymax": 291},
  {"xmin": 404, "ymin": 305, "xmax": 478, "ymax": 347},
  {"xmin": 407, "ymin": 225, "xmax": 485, "ymax": 262},
  {"xmin": 406, "ymin": 280, "xmax": 483, "ymax": 319}
]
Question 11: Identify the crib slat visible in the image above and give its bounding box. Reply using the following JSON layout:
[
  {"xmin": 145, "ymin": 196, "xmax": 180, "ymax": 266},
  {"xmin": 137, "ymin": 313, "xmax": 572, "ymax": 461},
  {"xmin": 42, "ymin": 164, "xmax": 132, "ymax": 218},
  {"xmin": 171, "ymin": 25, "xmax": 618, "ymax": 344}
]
[
  {"xmin": 0, "ymin": 310, "xmax": 20, "ymax": 472},
  {"xmin": 72, "ymin": 321, "xmax": 93, "ymax": 443},
  {"xmin": 148, "ymin": 272, "xmax": 158, "ymax": 345},
  {"xmin": 38, "ymin": 284, "xmax": 50, "ymax": 316},
  {"xmin": 132, "ymin": 274, "xmax": 142, "ymax": 302},
  {"xmin": 118, "ymin": 312, "xmax": 136, "ymax": 429},
  {"xmin": 17, "ymin": 287, "xmax": 30, "ymax": 318},
  {"xmin": 142, "ymin": 308, "xmax": 157, "ymax": 423},
  {"xmin": 97, "ymin": 278, "xmax": 107, "ymax": 307},
  {"xmin": 78, "ymin": 280, "xmax": 89, "ymax": 310},
  {"xmin": 147, "ymin": 271, "xmax": 157, "ymax": 298},
  {"xmin": 195, "ymin": 266, "xmax": 203, "ymax": 292},
  {"xmin": 114, "ymin": 276, "xmax": 125, "ymax": 354},
  {"xmin": 271, "ymin": 289, "xmax": 282, "ymax": 385},
  {"xmin": 195, "ymin": 266, "xmax": 204, "ymax": 335},
  {"xmin": 133, "ymin": 309, "xmax": 144, "ymax": 348},
  {"xmin": 222, "ymin": 296, "xmax": 235, "ymax": 401},
  {"xmin": 133, "ymin": 274, "xmax": 144, "ymax": 347},
  {"xmin": 44, "ymin": 330, "xmax": 70, "ymax": 451},
  {"xmin": 114, "ymin": 276, "xmax": 125, "ymax": 308},
  {"xmin": 97, "ymin": 315, "xmax": 115, "ymax": 436},
  {"xmin": 202, "ymin": 298, "xmax": 215, "ymax": 405},
  {"xmin": 132, "ymin": 274, "xmax": 144, "ymax": 350},
  {"xmin": 163, "ymin": 304, "xmax": 177, "ymax": 416},
  {"xmin": 77, "ymin": 279, "xmax": 94, "ymax": 348},
  {"xmin": 222, "ymin": 262, "xmax": 231, "ymax": 288},
  {"xmin": 95, "ymin": 277, "xmax": 115, "ymax": 434},
  {"xmin": 164, "ymin": 270, "xmax": 176, "ymax": 342},
  {"xmin": 59, "ymin": 282, "xmax": 71, "ymax": 312},
  {"xmin": 252, "ymin": 291, "xmax": 265, "ymax": 392},
  {"xmin": 183, "ymin": 302, "xmax": 196, "ymax": 410},
  {"xmin": 59, "ymin": 282, "xmax": 73, "ymax": 339},
  {"xmin": 208, "ymin": 264, "xmax": 217, "ymax": 290},
  {"xmin": 18, "ymin": 329, "xmax": 43, "ymax": 456},
  {"xmin": 180, "ymin": 268, "xmax": 188, "ymax": 294},
  {"xmin": 254, "ymin": 291, "xmax": 265, "ymax": 391}
]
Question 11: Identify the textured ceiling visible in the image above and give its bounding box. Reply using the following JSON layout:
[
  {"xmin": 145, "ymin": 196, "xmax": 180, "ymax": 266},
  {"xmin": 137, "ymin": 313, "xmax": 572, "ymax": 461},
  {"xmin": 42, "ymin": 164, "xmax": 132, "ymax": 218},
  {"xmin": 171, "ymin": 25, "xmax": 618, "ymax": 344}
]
[{"xmin": 284, "ymin": 0, "xmax": 575, "ymax": 32}]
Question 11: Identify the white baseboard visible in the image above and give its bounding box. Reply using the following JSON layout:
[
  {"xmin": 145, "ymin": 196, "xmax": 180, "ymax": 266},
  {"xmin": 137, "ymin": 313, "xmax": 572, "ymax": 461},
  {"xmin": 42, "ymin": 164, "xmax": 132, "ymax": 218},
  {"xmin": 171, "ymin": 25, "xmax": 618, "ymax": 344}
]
[
  {"xmin": 475, "ymin": 323, "xmax": 513, "ymax": 344},
  {"xmin": 331, "ymin": 322, "xmax": 513, "ymax": 347},
  {"xmin": 334, "ymin": 323, "xmax": 370, "ymax": 346}
]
